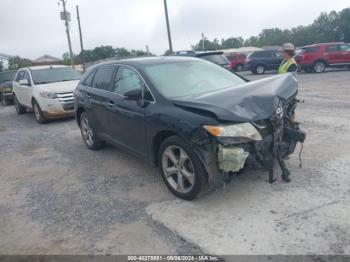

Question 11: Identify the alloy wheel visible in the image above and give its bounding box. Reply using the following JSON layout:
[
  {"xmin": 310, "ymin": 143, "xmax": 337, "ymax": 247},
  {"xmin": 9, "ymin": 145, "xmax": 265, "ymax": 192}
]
[
  {"xmin": 162, "ymin": 145, "xmax": 195, "ymax": 194},
  {"xmin": 314, "ymin": 62, "xmax": 325, "ymax": 73},
  {"xmin": 81, "ymin": 114, "xmax": 94, "ymax": 147},
  {"xmin": 256, "ymin": 65, "xmax": 265, "ymax": 74}
]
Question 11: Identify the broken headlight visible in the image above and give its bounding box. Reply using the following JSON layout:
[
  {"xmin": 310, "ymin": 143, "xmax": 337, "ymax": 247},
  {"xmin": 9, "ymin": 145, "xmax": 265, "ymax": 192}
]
[{"xmin": 203, "ymin": 123, "xmax": 262, "ymax": 141}]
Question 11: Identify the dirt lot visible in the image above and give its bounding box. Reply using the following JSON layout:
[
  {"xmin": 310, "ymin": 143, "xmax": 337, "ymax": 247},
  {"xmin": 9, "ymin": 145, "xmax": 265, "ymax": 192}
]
[{"xmin": 0, "ymin": 69, "xmax": 350, "ymax": 255}]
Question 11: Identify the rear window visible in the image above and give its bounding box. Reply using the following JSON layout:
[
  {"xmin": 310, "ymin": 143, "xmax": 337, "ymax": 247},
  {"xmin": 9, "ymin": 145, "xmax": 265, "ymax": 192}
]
[{"xmin": 200, "ymin": 54, "xmax": 229, "ymax": 65}]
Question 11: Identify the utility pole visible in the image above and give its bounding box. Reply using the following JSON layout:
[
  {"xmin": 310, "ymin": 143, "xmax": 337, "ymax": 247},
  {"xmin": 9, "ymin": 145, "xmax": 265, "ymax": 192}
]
[
  {"xmin": 59, "ymin": 0, "xmax": 74, "ymax": 68},
  {"xmin": 76, "ymin": 5, "xmax": 85, "ymax": 71},
  {"xmin": 163, "ymin": 0, "xmax": 173, "ymax": 53},
  {"xmin": 201, "ymin": 33, "xmax": 205, "ymax": 51},
  {"xmin": 146, "ymin": 45, "xmax": 150, "ymax": 56}
]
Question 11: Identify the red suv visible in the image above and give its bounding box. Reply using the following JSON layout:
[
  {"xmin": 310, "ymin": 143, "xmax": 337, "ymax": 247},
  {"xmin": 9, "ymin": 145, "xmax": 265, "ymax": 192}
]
[
  {"xmin": 225, "ymin": 53, "xmax": 246, "ymax": 72},
  {"xmin": 296, "ymin": 42, "xmax": 350, "ymax": 73}
]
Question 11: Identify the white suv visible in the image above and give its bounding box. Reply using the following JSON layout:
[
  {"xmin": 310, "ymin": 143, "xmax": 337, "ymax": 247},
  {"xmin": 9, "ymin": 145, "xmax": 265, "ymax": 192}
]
[{"xmin": 12, "ymin": 65, "xmax": 80, "ymax": 123}]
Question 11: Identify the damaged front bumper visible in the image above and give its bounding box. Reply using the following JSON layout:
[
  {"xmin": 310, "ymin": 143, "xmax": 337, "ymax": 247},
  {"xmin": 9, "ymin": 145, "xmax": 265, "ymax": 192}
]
[{"xmin": 192, "ymin": 119, "xmax": 306, "ymax": 187}]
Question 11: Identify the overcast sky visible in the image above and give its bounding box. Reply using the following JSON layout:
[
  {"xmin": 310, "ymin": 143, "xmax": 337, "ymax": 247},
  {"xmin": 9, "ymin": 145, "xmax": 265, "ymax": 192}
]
[{"xmin": 1, "ymin": 0, "xmax": 349, "ymax": 59}]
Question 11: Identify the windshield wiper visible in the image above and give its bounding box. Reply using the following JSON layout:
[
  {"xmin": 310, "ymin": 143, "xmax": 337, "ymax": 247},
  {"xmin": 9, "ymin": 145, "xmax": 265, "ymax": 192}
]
[{"xmin": 56, "ymin": 79, "xmax": 78, "ymax": 82}]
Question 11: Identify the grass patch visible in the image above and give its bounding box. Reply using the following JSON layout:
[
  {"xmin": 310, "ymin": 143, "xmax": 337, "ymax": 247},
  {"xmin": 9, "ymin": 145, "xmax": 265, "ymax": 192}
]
[{"xmin": 0, "ymin": 126, "xmax": 6, "ymax": 132}]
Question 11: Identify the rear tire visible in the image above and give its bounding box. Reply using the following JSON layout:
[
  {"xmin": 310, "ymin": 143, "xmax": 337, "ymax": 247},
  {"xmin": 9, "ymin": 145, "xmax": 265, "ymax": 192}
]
[
  {"xmin": 255, "ymin": 64, "xmax": 265, "ymax": 74},
  {"xmin": 158, "ymin": 136, "xmax": 206, "ymax": 200},
  {"xmin": 13, "ymin": 94, "xmax": 26, "ymax": 114},
  {"xmin": 32, "ymin": 100, "xmax": 47, "ymax": 124},
  {"xmin": 80, "ymin": 112, "xmax": 105, "ymax": 150},
  {"xmin": 235, "ymin": 64, "xmax": 244, "ymax": 72},
  {"xmin": 313, "ymin": 61, "xmax": 326, "ymax": 73}
]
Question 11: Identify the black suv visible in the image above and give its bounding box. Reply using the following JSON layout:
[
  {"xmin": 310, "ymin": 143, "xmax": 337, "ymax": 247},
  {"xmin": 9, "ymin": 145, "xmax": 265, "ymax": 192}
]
[
  {"xmin": 0, "ymin": 70, "xmax": 16, "ymax": 105},
  {"xmin": 245, "ymin": 50, "xmax": 283, "ymax": 74},
  {"xmin": 74, "ymin": 57, "xmax": 305, "ymax": 200},
  {"xmin": 170, "ymin": 51, "xmax": 231, "ymax": 70}
]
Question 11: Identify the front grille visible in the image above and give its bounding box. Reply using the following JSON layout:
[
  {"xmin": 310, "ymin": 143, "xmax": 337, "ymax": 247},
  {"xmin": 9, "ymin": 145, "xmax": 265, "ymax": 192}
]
[{"xmin": 56, "ymin": 92, "xmax": 74, "ymax": 103}]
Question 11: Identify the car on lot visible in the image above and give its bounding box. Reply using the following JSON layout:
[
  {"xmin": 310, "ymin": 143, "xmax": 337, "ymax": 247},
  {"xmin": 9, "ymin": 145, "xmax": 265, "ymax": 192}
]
[
  {"xmin": 74, "ymin": 57, "xmax": 305, "ymax": 200},
  {"xmin": 245, "ymin": 50, "xmax": 283, "ymax": 74},
  {"xmin": 12, "ymin": 65, "xmax": 80, "ymax": 123},
  {"xmin": 0, "ymin": 70, "xmax": 16, "ymax": 106},
  {"xmin": 225, "ymin": 53, "xmax": 246, "ymax": 72},
  {"xmin": 170, "ymin": 51, "xmax": 231, "ymax": 70},
  {"xmin": 295, "ymin": 42, "xmax": 350, "ymax": 73}
]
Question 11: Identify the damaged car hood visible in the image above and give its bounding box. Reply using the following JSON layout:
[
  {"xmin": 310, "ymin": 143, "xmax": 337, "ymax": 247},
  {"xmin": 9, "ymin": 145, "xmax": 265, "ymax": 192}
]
[{"xmin": 172, "ymin": 73, "xmax": 298, "ymax": 122}]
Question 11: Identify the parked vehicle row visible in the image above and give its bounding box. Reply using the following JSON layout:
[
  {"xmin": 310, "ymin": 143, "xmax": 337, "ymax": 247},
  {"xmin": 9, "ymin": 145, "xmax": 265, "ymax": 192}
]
[{"xmin": 2, "ymin": 57, "xmax": 306, "ymax": 200}]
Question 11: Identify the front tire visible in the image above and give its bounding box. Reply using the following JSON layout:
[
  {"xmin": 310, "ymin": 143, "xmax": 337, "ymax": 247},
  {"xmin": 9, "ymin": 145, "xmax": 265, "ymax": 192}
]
[
  {"xmin": 158, "ymin": 136, "xmax": 206, "ymax": 200},
  {"xmin": 13, "ymin": 94, "xmax": 26, "ymax": 114},
  {"xmin": 80, "ymin": 112, "xmax": 105, "ymax": 150},
  {"xmin": 0, "ymin": 94, "xmax": 10, "ymax": 106},
  {"xmin": 32, "ymin": 100, "xmax": 47, "ymax": 124}
]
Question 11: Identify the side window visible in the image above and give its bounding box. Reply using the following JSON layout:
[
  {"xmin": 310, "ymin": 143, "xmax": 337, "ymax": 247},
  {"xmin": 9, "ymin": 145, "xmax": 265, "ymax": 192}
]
[
  {"xmin": 326, "ymin": 45, "xmax": 339, "ymax": 52},
  {"xmin": 16, "ymin": 71, "xmax": 25, "ymax": 81},
  {"xmin": 275, "ymin": 52, "xmax": 283, "ymax": 59},
  {"xmin": 82, "ymin": 69, "xmax": 96, "ymax": 87},
  {"xmin": 340, "ymin": 44, "xmax": 350, "ymax": 51},
  {"xmin": 91, "ymin": 66, "xmax": 115, "ymax": 91},
  {"xmin": 113, "ymin": 66, "xmax": 144, "ymax": 95},
  {"xmin": 23, "ymin": 71, "xmax": 30, "ymax": 83}
]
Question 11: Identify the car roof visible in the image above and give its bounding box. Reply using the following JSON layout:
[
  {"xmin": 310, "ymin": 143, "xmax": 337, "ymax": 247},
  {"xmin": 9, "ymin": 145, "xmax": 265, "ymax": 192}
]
[
  {"xmin": 20, "ymin": 65, "xmax": 71, "ymax": 71},
  {"xmin": 91, "ymin": 56, "xmax": 202, "ymax": 68},
  {"xmin": 303, "ymin": 42, "xmax": 345, "ymax": 48}
]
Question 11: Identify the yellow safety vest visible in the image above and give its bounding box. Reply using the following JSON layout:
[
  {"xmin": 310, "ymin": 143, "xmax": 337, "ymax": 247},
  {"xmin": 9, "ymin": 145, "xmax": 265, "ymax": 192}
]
[{"xmin": 278, "ymin": 58, "xmax": 297, "ymax": 74}]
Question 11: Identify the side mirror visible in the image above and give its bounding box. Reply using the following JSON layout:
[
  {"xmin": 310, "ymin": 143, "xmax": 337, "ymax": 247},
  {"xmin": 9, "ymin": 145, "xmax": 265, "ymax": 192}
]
[
  {"xmin": 123, "ymin": 88, "xmax": 142, "ymax": 101},
  {"xmin": 19, "ymin": 79, "xmax": 30, "ymax": 86}
]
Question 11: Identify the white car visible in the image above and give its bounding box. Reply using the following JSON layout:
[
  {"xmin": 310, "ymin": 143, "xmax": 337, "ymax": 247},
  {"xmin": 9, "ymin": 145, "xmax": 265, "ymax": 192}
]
[{"xmin": 12, "ymin": 65, "xmax": 80, "ymax": 123}]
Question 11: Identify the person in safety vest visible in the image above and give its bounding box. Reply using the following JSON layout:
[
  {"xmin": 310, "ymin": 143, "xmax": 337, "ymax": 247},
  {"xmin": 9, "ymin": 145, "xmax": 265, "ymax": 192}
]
[{"xmin": 279, "ymin": 43, "xmax": 298, "ymax": 74}]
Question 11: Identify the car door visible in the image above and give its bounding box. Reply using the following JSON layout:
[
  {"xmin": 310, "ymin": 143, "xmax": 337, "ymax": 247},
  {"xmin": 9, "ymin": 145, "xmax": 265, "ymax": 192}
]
[
  {"xmin": 106, "ymin": 65, "xmax": 147, "ymax": 156},
  {"xmin": 85, "ymin": 65, "xmax": 116, "ymax": 137},
  {"xmin": 13, "ymin": 70, "xmax": 25, "ymax": 103},
  {"xmin": 339, "ymin": 44, "xmax": 350, "ymax": 64},
  {"xmin": 325, "ymin": 44, "xmax": 341, "ymax": 64},
  {"xmin": 13, "ymin": 70, "xmax": 32, "ymax": 106},
  {"xmin": 21, "ymin": 70, "xmax": 34, "ymax": 107}
]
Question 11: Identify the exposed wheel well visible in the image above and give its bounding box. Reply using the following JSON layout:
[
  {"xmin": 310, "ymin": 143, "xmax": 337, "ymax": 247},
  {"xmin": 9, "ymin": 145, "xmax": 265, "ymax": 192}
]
[
  {"xmin": 152, "ymin": 130, "xmax": 178, "ymax": 166},
  {"xmin": 76, "ymin": 107, "xmax": 85, "ymax": 127}
]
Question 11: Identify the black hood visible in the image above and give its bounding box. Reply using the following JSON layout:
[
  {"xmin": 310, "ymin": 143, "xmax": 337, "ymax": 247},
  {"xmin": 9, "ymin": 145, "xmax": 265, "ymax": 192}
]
[{"xmin": 172, "ymin": 74, "xmax": 298, "ymax": 122}]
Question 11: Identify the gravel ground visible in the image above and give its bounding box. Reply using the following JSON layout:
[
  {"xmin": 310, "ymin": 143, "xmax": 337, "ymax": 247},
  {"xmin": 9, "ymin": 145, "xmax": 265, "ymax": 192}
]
[{"xmin": 0, "ymin": 69, "xmax": 349, "ymax": 255}]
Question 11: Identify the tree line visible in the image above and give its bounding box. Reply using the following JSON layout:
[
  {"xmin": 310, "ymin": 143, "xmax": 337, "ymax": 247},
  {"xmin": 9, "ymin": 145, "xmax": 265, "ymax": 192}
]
[
  {"xmin": 62, "ymin": 46, "xmax": 153, "ymax": 65},
  {"xmin": 191, "ymin": 7, "xmax": 350, "ymax": 51}
]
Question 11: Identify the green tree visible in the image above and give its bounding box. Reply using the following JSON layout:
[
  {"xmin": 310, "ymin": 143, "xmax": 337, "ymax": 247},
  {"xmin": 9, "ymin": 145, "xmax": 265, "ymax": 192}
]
[{"xmin": 7, "ymin": 56, "xmax": 31, "ymax": 70}]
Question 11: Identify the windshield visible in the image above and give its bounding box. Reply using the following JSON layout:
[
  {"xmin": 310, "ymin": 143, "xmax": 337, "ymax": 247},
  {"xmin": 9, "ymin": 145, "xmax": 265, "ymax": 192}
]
[
  {"xmin": 31, "ymin": 67, "xmax": 80, "ymax": 85},
  {"xmin": 0, "ymin": 71, "xmax": 16, "ymax": 83},
  {"xmin": 144, "ymin": 60, "xmax": 246, "ymax": 99},
  {"xmin": 200, "ymin": 54, "xmax": 229, "ymax": 65}
]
